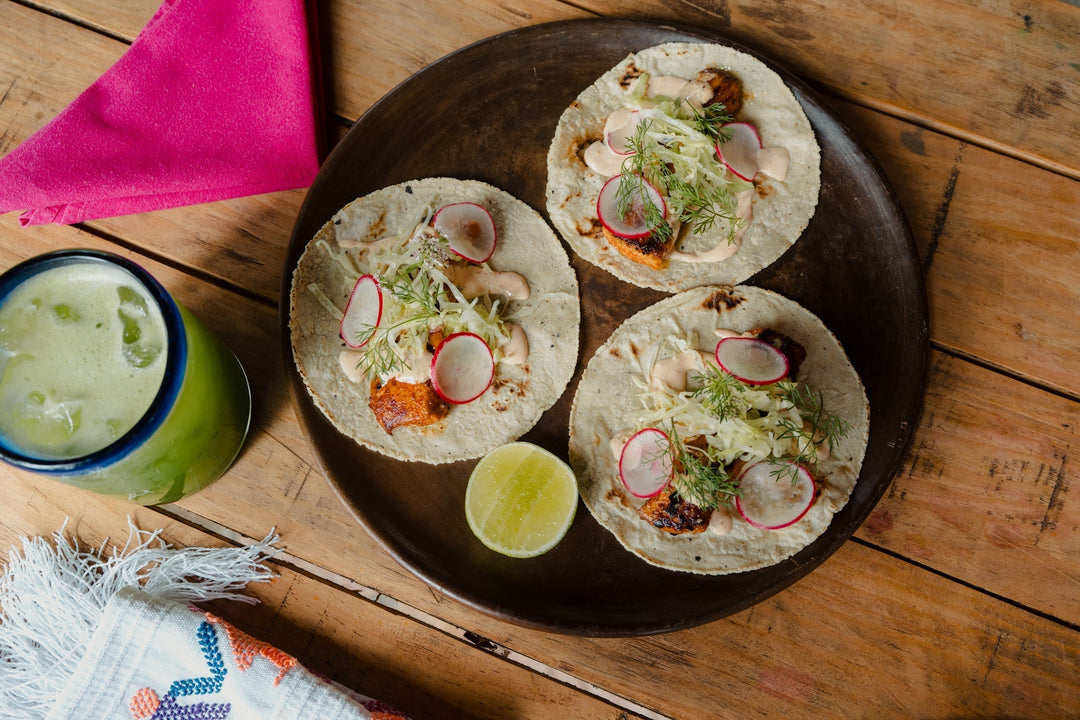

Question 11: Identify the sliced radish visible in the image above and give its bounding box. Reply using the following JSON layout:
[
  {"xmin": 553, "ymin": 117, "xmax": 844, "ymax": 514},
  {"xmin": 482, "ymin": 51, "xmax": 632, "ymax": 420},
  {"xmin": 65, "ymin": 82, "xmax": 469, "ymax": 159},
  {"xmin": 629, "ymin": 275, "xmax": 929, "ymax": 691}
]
[
  {"xmin": 618, "ymin": 428, "xmax": 673, "ymax": 498},
  {"xmin": 604, "ymin": 108, "xmax": 650, "ymax": 156},
  {"xmin": 430, "ymin": 332, "xmax": 494, "ymax": 404},
  {"xmin": 714, "ymin": 336, "xmax": 789, "ymax": 385},
  {"xmin": 339, "ymin": 274, "xmax": 382, "ymax": 349},
  {"xmin": 596, "ymin": 174, "xmax": 667, "ymax": 240},
  {"xmin": 715, "ymin": 122, "xmax": 762, "ymax": 182},
  {"xmin": 735, "ymin": 461, "xmax": 817, "ymax": 530},
  {"xmin": 433, "ymin": 202, "xmax": 496, "ymax": 263}
]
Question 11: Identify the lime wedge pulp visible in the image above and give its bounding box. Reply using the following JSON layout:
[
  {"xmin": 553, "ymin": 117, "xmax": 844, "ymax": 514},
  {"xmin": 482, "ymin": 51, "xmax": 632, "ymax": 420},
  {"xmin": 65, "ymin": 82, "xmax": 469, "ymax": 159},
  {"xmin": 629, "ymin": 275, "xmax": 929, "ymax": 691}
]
[{"xmin": 465, "ymin": 442, "xmax": 579, "ymax": 558}]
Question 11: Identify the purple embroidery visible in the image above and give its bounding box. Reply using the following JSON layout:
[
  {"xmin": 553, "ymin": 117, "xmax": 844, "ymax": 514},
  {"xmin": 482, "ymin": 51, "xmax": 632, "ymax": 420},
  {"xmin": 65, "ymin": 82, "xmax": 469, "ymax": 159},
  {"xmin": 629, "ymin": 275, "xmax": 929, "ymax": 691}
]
[{"xmin": 150, "ymin": 695, "xmax": 230, "ymax": 720}]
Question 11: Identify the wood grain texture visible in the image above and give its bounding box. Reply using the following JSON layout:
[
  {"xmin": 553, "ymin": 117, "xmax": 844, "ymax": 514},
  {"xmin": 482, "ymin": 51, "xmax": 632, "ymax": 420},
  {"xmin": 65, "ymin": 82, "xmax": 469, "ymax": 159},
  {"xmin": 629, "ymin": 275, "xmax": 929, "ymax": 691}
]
[
  {"xmin": 1, "ymin": 462, "xmax": 1077, "ymax": 719},
  {"xmin": 832, "ymin": 98, "xmax": 1080, "ymax": 397},
  {"xmin": 7, "ymin": 2, "xmax": 1078, "ymax": 394},
  {"xmin": 858, "ymin": 351, "xmax": 1080, "ymax": 624}
]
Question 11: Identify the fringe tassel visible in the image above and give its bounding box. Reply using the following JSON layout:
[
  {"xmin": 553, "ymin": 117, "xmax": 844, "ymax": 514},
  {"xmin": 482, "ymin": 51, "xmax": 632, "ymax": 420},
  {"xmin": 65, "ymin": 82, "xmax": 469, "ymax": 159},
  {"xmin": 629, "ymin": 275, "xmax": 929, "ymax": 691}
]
[{"xmin": 0, "ymin": 520, "xmax": 280, "ymax": 720}]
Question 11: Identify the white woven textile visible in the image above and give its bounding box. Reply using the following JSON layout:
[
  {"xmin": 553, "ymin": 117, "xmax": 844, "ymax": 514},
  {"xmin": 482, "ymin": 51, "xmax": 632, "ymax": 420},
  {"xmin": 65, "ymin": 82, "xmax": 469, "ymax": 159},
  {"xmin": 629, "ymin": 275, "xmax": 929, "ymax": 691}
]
[{"xmin": 0, "ymin": 525, "xmax": 404, "ymax": 720}]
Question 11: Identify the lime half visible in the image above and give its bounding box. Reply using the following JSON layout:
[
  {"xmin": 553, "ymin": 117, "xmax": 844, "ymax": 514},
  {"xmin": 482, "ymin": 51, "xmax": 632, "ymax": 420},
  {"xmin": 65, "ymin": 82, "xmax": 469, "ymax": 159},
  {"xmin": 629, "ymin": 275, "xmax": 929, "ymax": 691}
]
[{"xmin": 465, "ymin": 442, "xmax": 578, "ymax": 558}]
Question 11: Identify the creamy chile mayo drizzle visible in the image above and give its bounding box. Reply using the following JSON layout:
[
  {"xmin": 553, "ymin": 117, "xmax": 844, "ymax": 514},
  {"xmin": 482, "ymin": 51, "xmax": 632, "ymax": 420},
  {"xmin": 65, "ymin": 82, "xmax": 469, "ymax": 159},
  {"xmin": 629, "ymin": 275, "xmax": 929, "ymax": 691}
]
[{"xmin": 583, "ymin": 74, "xmax": 790, "ymax": 263}]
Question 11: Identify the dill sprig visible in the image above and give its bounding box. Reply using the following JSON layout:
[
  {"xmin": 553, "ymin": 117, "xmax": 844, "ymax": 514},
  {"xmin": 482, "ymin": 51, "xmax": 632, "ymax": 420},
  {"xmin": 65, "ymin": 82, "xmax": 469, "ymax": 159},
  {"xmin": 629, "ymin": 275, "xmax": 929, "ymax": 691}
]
[
  {"xmin": 690, "ymin": 102, "xmax": 734, "ymax": 142},
  {"xmin": 352, "ymin": 237, "xmax": 445, "ymax": 380},
  {"xmin": 666, "ymin": 423, "xmax": 739, "ymax": 510},
  {"xmin": 689, "ymin": 365, "xmax": 748, "ymax": 421},
  {"xmin": 664, "ymin": 172, "xmax": 741, "ymax": 239},
  {"xmin": 771, "ymin": 380, "xmax": 852, "ymax": 483},
  {"xmin": 615, "ymin": 110, "xmax": 741, "ymax": 241}
]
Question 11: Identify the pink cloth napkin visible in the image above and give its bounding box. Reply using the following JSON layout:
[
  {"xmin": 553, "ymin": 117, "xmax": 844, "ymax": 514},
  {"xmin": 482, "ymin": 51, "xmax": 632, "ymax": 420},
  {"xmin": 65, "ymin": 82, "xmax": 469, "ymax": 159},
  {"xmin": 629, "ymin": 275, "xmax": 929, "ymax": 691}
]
[{"xmin": 0, "ymin": 0, "xmax": 321, "ymax": 227}]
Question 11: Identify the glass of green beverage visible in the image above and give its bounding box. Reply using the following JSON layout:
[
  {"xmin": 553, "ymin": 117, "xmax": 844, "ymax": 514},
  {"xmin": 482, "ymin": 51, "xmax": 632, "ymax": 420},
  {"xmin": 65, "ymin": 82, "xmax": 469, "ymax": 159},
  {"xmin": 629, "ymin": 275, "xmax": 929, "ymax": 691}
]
[{"xmin": 0, "ymin": 249, "xmax": 251, "ymax": 504}]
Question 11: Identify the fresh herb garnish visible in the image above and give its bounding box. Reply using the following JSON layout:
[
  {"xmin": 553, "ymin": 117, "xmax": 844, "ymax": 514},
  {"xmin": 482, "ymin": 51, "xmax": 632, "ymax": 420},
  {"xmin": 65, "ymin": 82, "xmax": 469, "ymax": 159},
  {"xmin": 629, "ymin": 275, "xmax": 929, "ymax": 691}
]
[
  {"xmin": 352, "ymin": 232, "xmax": 446, "ymax": 380},
  {"xmin": 614, "ymin": 107, "xmax": 742, "ymax": 242},
  {"xmin": 770, "ymin": 380, "xmax": 852, "ymax": 483},
  {"xmin": 689, "ymin": 364, "xmax": 748, "ymax": 421},
  {"xmin": 666, "ymin": 423, "xmax": 739, "ymax": 510},
  {"xmin": 691, "ymin": 102, "xmax": 734, "ymax": 142}
]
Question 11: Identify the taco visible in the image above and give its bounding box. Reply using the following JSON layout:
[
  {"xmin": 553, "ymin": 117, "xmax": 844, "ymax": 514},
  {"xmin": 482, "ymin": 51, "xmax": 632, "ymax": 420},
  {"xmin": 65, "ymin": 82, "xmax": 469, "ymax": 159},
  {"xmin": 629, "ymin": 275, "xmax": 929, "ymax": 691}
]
[
  {"xmin": 568, "ymin": 285, "xmax": 868, "ymax": 574},
  {"xmin": 546, "ymin": 42, "xmax": 820, "ymax": 292},
  {"xmin": 289, "ymin": 178, "xmax": 580, "ymax": 464}
]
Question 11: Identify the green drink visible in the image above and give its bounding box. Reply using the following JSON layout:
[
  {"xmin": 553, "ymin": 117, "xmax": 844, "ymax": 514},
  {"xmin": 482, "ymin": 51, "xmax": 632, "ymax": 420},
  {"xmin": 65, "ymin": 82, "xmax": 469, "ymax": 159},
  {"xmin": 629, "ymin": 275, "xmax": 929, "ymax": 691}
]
[{"xmin": 0, "ymin": 250, "xmax": 251, "ymax": 504}]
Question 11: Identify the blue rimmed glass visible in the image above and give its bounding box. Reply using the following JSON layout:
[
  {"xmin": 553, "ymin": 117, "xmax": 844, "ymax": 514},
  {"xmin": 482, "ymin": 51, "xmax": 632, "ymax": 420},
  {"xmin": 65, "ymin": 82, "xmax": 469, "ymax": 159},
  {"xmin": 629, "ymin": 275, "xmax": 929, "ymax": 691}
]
[{"xmin": 0, "ymin": 250, "xmax": 251, "ymax": 504}]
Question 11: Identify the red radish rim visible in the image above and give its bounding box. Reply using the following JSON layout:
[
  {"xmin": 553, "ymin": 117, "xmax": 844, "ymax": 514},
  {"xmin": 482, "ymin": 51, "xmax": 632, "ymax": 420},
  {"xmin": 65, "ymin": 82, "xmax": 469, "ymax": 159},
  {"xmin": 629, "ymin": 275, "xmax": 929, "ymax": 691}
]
[
  {"xmin": 714, "ymin": 336, "xmax": 789, "ymax": 386},
  {"xmin": 339, "ymin": 274, "xmax": 382, "ymax": 349},
  {"xmin": 734, "ymin": 461, "xmax": 817, "ymax": 530},
  {"xmin": 596, "ymin": 174, "xmax": 668, "ymax": 240},
  {"xmin": 715, "ymin": 121, "xmax": 763, "ymax": 182},
  {"xmin": 618, "ymin": 427, "xmax": 673, "ymax": 498},
  {"xmin": 433, "ymin": 202, "xmax": 497, "ymax": 263},
  {"xmin": 429, "ymin": 331, "xmax": 495, "ymax": 404}
]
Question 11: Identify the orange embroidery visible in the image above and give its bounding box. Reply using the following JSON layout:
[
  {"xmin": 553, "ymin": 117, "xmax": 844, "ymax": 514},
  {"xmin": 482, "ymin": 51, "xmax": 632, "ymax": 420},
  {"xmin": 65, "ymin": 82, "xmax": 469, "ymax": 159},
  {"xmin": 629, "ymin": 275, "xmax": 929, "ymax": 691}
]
[
  {"xmin": 205, "ymin": 613, "xmax": 297, "ymax": 686},
  {"xmin": 129, "ymin": 687, "xmax": 161, "ymax": 719}
]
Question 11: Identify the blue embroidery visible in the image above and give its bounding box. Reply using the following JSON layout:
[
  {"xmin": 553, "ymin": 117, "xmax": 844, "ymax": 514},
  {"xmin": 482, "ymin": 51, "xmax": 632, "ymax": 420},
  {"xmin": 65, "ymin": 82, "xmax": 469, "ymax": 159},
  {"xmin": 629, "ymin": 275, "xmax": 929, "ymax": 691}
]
[
  {"xmin": 169, "ymin": 621, "xmax": 227, "ymax": 696},
  {"xmin": 130, "ymin": 621, "xmax": 231, "ymax": 720}
]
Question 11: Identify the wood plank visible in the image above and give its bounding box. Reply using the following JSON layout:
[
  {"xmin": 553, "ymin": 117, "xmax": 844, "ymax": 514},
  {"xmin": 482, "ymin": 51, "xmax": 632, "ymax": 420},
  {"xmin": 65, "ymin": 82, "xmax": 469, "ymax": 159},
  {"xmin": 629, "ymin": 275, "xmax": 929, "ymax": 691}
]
[
  {"xmin": 5, "ymin": 0, "xmax": 1079, "ymax": 627},
  {"xmin": 856, "ymin": 351, "xmax": 1080, "ymax": 624},
  {"xmin": 834, "ymin": 98, "xmax": 1080, "ymax": 398},
  {"xmin": 0, "ymin": 496, "xmax": 640, "ymax": 720},
  {"xmin": 3, "ymin": 459, "xmax": 1078, "ymax": 719},
  {"xmin": 9, "ymin": 1, "xmax": 1080, "ymax": 401}
]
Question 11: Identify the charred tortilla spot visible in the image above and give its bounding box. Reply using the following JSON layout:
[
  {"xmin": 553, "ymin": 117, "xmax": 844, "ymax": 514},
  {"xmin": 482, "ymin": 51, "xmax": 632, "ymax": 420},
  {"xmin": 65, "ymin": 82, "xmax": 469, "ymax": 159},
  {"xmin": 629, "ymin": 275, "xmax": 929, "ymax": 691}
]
[
  {"xmin": 578, "ymin": 217, "xmax": 604, "ymax": 238},
  {"xmin": 365, "ymin": 209, "xmax": 388, "ymax": 242},
  {"xmin": 604, "ymin": 487, "xmax": 633, "ymax": 508},
  {"xmin": 609, "ymin": 347, "xmax": 623, "ymax": 359},
  {"xmin": 619, "ymin": 63, "xmax": 643, "ymax": 90},
  {"xmin": 629, "ymin": 341, "xmax": 642, "ymax": 358},
  {"xmin": 702, "ymin": 288, "xmax": 744, "ymax": 311},
  {"xmin": 569, "ymin": 135, "xmax": 599, "ymax": 166},
  {"xmin": 491, "ymin": 377, "xmax": 528, "ymax": 397}
]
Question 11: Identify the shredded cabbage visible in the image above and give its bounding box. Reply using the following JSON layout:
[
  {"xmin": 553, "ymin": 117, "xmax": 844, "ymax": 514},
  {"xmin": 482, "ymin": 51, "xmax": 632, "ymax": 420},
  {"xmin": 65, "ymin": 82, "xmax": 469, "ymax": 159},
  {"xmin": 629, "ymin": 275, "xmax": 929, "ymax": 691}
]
[
  {"xmin": 620, "ymin": 76, "xmax": 753, "ymax": 236},
  {"xmin": 630, "ymin": 335, "xmax": 819, "ymax": 470},
  {"xmin": 322, "ymin": 209, "xmax": 515, "ymax": 382}
]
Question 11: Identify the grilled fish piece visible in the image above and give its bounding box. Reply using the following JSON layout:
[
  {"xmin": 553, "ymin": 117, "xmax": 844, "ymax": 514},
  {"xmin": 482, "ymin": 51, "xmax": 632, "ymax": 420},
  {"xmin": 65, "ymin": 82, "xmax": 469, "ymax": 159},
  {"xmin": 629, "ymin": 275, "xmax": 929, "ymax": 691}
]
[
  {"xmin": 639, "ymin": 488, "xmax": 713, "ymax": 534},
  {"xmin": 747, "ymin": 327, "xmax": 807, "ymax": 379},
  {"xmin": 695, "ymin": 68, "xmax": 744, "ymax": 116},
  {"xmin": 369, "ymin": 377, "xmax": 450, "ymax": 433},
  {"xmin": 602, "ymin": 225, "xmax": 676, "ymax": 269}
]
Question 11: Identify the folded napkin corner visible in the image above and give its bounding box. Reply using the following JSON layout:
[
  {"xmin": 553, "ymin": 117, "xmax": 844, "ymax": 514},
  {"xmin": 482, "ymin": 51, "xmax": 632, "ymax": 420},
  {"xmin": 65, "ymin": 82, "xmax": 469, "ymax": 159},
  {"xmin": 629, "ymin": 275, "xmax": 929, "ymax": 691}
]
[{"xmin": 0, "ymin": 0, "xmax": 322, "ymax": 227}]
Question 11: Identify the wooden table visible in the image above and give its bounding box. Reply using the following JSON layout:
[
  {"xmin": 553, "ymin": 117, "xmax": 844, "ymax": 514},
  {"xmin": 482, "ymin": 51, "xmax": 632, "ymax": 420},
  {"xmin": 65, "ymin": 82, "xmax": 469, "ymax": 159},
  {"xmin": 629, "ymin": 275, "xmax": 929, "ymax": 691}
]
[{"xmin": 1, "ymin": 1, "xmax": 1078, "ymax": 717}]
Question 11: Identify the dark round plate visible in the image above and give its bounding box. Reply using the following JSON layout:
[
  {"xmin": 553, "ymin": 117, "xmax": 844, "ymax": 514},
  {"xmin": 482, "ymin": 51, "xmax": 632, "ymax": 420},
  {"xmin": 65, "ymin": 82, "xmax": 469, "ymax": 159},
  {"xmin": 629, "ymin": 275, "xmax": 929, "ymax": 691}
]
[{"xmin": 280, "ymin": 18, "xmax": 927, "ymax": 636}]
